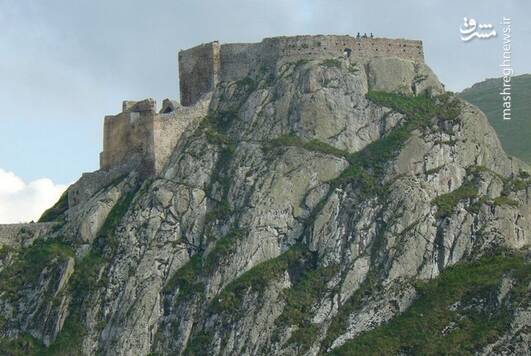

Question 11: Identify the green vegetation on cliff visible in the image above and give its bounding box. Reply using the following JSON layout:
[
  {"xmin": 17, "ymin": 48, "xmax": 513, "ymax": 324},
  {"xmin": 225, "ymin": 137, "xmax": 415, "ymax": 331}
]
[
  {"xmin": 0, "ymin": 183, "xmax": 142, "ymax": 356},
  {"xmin": 49, "ymin": 186, "xmax": 143, "ymax": 354},
  {"xmin": 0, "ymin": 239, "xmax": 74, "ymax": 300},
  {"xmin": 433, "ymin": 179, "xmax": 479, "ymax": 218},
  {"xmin": 330, "ymin": 251, "xmax": 530, "ymax": 355},
  {"xmin": 334, "ymin": 91, "xmax": 460, "ymax": 194},
  {"xmin": 267, "ymin": 91, "xmax": 461, "ymax": 198},
  {"xmin": 38, "ymin": 191, "xmax": 69, "ymax": 223},
  {"xmin": 209, "ymin": 246, "xmax": 308, "ymax": 315},
  {"xmin": 432, "ymin": 165, "xmax": 530, "ymax": 219},
  {"xmin": 0, "ymin": 239, "xmax": 76, "ymax": 355}
]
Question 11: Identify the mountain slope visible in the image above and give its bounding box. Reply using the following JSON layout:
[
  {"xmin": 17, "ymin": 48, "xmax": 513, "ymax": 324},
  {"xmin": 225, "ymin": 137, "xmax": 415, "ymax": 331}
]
[
  {"xmin": 331, "ymin": 252, "xmax": 530, "ymax": 355},
  {"xmin": 459, "ymin": 74, "xmax": 531, "ymax": 164},
  {"xmin": 0, "ymin": 55, "xmax": 530, "ymax": 356}
]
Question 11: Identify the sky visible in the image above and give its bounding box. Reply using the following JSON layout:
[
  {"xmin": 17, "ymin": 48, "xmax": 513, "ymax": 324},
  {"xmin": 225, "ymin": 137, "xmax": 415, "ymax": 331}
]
[{"xmin": 0, "ymin": 0, "xmax": 530, "ymax": 222}]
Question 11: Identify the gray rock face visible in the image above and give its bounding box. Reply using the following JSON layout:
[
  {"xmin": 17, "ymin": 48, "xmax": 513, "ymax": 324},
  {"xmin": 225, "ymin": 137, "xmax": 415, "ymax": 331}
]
[
  {"xmin": 0, "ymin": 223, "xmax": 58, "ymax": 248},
  {"xmin": 367, "ymin": 57, "xmax": 444, "ymax": 95},
  {"xmin": 0, "ymin": 56, "xmax": 529, "ymax": 356}
]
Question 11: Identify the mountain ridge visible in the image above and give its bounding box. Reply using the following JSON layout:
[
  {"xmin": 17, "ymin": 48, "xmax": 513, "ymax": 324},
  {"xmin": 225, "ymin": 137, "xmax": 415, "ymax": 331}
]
[{"xmin": 459, "ymin": 74, "xmax": 531, "ymax": 164}]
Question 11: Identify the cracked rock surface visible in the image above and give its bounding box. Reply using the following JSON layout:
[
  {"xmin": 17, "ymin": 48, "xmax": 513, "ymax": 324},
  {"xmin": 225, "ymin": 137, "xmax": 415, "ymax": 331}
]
[{"xmin": 0, "ymin": 57, "xmax": 529, "ymax": 355}]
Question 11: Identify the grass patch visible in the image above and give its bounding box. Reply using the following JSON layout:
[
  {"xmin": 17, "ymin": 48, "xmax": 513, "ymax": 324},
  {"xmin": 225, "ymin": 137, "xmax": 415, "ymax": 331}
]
[
  {"xmin": 93, "ymin": 187, "xmax": 138, "ymax": 253},
  {"xmin": 204, "ymin": 229, "xmax": 245, "ymax": 273},
  {"xmin": 293, "ymin": 59, "xmax": 310, "ymax": 69},
  {"xmin": 0, "ymin": 239, "xmax": 81, "ymax": 355},
  {"xmin": 0, "ymin": 181, "xmax": 140, "ymax": 354},
  {"xmin": 425, "ymin": 165, "xmax": 445, "ymax": 175},
  {"xmin": 431, "ymin": 164, "xmax": 529, "ymax": 218},
  {"xmin": 277, "ymin": 263, "xmax": 339, "ymax": 352},
  {"xmin": 38, "ymin": 191, "xmax": 68, "ymax": 223},
  {"xmin": 278, "ymin": 264, "xmax": 339, "ymax": 328},
  {"xmin": 0, "ymin": 333, "xmax": 47, "ymax": 355},
  {"xmin": 329, "ymin": 252, "xmax": 530, "ymax": 355},
  {"xmin": 0, "ymin": 245, "xmax": 14, "ymax": 261},
  {"xmin": 321, "ymin": 59, "xmax": 343, "ymax": 69},
  {"xmin": 266, "ymin": 134, "xmax": 349, "ymax": 159},
  {"xmin": 502, "ymin": 176, "xmax": 530, "ymax": 194},
  {"xmin": 163, "ymin": 255, "xmax": 205, "ymax": 307},
  {"xmin": 0, "ymin": 239, "xmax": 74, "ymax": 300},
  {"xmin": 209, "ymin": 246, "xmax": 308, "ymax": 315},
  {"xmin": 321, "ymin": 274, "xmax": 380, "ymax": 350},
  {"xmin": 204, "ymin": 199, "xmax": 232, "ymax": 224},
  {"xmin": 492, "ymin": 196, "xmax": 519, "ymax": 207},
  {"xmin": 331, "ymin": 91, "xmax": 451, "ymax": 194},
  {"xmin": 163, "ymin": 229, "xmax": 250, "ymax": 308},
  {"xmin": 234, "ymin": 76, "xmax": 257, "ymax": 92},
  {"xmin": 183, "ymin": 331, "xmax": 213, "ymax": 356},
  {"xmin": 46, "ymin": 185, "xmax": 140, "ymax": 354},
  {"xmin": 268, "ymin": 92, "xmax": 462, "ymax": 206},
  {"xmin": 198, "ymin": 113, "xmax": 233, "ymax": 146},
  {"xmin": 198, "ymin": 113, "xmax": 237, "ymax": 226},
  {"xmin": 432, "ymin": 181, "xmax": 479, "ymax": 218}
]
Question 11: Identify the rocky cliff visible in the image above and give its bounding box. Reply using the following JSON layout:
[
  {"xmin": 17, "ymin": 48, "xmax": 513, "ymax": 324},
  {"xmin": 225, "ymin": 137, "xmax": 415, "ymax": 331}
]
[{"xmin": 0, "ymin": 51, "xmax": 530, "ymax": 356}]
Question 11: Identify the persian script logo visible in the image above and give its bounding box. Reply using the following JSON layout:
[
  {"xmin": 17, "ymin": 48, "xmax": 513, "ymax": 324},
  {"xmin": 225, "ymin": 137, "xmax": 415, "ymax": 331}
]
[{"xmin": 460, "ymin": 17, "xmax": 497, "ymax": 41}]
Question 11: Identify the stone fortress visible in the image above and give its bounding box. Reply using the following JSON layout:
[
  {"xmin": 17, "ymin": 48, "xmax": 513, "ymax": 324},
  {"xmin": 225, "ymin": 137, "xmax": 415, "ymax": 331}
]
[
  {"xmin": 178, "ymin": 35, "xmax": 423, "ymax": 106},
  {"xmin": 100, "ymin": 35, "xmax": 425, "ymax": 177},
  {"xmin": 0, "ymin": 34, "xmax": 428, "ymax": 241}
]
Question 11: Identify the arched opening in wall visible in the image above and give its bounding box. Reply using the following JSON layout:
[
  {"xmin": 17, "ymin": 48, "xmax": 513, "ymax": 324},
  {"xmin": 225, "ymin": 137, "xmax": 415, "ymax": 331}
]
[
  {"xmin": 343, "ymin": 48, "xmax": 352, "ymax": 57},
  {"xmin": 162, "ymin": 107, "xmax": 172, "ymax": 114}
]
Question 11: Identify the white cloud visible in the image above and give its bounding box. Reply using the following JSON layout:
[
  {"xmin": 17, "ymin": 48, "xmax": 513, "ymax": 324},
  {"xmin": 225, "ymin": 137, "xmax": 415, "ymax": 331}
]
[{"xmin": 0, "ymin": 169, "xmax": 68, "ymax": 224}]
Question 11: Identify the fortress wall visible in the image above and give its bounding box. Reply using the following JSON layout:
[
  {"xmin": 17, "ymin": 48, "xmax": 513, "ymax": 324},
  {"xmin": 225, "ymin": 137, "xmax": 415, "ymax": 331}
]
[
  {"xmin": 262, "ymin": 36, "xmax": 424, "ymax": 65},
  {"xmin": 179, "ymin": 36, "xmax": 424, "ymax": 106},
  {"xmin": 100, "ymin": 36, "xmax": 425, "ymax": 175},
  {"xmin": 100, "ymin": 103, "xmax": 157, "ymax": 174},
  {"xmin": 151, "ymin": 96, "xmax": 209, "ymax": 174},
  {"xmin": 219, "ymin": 43, "xmax": 265, "ymax": 82},
  {"xmin": 179, "ymin": 42, "xmax": 220, "ymax": 106},
  {"xmin": 100, "ymin": 96, "xmax": 210, "ymax": 176},
  {"xmin": 0, "ymin": 223, "xmax": 57, "ymax": 248}
]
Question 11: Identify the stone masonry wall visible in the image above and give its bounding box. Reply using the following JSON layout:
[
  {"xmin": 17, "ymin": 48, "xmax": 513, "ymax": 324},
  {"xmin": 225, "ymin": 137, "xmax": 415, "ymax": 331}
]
[
  {"xmin": 99, "ymin": 97, "xmax": 209, "ymax": 177},
  {"xmin": 100, "ymin": 99, "xmax": 157, "ymax": 174},
  {"xmin": 151, "ymin": 96, "xmax": 210, "ymax": 174},
  {"xmin": 178, "ymin": 41, "xmax": 220, "ymax": 106},
  {"xmin": 179, "ymin": 35, "xmax": 424, "ymax": 106}
]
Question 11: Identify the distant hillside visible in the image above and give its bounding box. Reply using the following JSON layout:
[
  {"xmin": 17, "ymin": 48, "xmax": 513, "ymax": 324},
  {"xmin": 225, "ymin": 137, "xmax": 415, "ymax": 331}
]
[{"xmin": 459, "ymin": 74, "xmax": 531, "ymax": 163}]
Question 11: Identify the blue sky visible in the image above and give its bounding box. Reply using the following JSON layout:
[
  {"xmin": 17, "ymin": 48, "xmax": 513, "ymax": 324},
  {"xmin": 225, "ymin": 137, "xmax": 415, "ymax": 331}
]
[{"xmin": 0, "ymin": 0, "xmax": 530, "ymax": 222}]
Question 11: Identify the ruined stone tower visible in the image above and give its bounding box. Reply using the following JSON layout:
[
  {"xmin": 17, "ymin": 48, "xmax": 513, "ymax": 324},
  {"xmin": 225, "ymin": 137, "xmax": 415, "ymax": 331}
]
[{"xmin": 178, "ymin": 41, "xmax": 221, "ymax": 106}]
